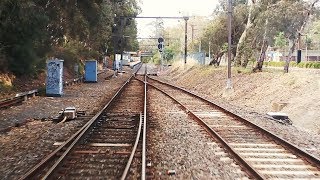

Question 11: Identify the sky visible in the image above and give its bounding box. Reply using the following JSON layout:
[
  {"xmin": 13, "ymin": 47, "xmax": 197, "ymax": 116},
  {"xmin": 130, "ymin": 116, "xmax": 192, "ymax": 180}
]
[{"xmin": 136, "ymin": 0, "xmax": 219, "ymax": 37}]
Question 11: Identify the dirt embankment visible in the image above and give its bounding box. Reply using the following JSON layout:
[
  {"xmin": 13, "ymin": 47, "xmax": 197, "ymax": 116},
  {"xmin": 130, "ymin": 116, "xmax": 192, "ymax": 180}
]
[
  {"xmin": 161, "ymin": 62, "xmax": 320, "ymax": 134},
  {"xmin": 0, "ymin": 68, "xmax": 75, "ymax": 99}
]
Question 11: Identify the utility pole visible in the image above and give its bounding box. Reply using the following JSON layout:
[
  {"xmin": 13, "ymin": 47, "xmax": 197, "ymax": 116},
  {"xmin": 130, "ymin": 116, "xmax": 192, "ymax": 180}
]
[
  {"xmin": 191, "ymin": 24, "xmax": 196, "ymax": 42},
  {"xmin": 306, "ymin": 35, "xmax": 308, "ymax": 61},
  {"xmin": 227, "ymin": 0, "xmax": 232, "ymax": 89},
  {"xmin": 184, "ymin": 16, "xmax": 189, "ymax": 65}
]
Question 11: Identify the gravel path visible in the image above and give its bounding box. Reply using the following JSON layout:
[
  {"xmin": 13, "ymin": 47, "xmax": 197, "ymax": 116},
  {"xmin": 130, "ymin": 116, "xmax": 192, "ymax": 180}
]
[{"xmin": 0, "ymin": 68, "xmax": 133, "ymax": 179}]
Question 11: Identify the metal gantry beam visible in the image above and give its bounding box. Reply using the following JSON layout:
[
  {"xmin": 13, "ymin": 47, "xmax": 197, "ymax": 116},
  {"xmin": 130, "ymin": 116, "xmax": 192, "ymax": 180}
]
[
  {"xmin": 137, "ymin": 37, "xmax": 180, "ymax": 40},
  {"xmin": 124, "ymin": 16, "xmax": 188, "ymax": 19}
]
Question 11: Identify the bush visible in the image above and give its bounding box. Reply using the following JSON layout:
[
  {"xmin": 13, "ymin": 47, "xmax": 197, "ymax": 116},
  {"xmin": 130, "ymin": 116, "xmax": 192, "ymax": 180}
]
[
  {"xmin": 50, "ymin": 40, "xmax": 102, "ymax": 76},
  {"xmin": 0, "ymin": 82, "xmax": 12, "ymax": 94},
  {"xmin": 152, "ymin": 51, "xmax": 160, "ymax": 65},
  {"xmin": 265, "ymin": 61, "xmax": 286, "ymax": 67},
  {"xmin": 53, "ymin": 48, "xmax": 78, "ymax": 69},
  {"xmin": 265, "ymin": 61, "xmax": 320, "ymax": 69}
]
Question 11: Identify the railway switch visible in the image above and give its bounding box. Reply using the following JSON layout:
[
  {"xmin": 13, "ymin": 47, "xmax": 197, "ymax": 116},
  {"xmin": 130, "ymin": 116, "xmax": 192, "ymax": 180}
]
[{"xmin": 58, "ymin": 107, "xmax": 77, "ymax": 120}]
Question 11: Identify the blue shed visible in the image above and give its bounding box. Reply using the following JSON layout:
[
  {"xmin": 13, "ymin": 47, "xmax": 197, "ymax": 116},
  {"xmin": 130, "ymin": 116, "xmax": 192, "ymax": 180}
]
[
  {"xmin": 85, "ymin": 60, "xmax": 98, "ymax": 82},
  {"xmin": 46, "ymin": 59, "xmax": 64, "ymax": 97}
]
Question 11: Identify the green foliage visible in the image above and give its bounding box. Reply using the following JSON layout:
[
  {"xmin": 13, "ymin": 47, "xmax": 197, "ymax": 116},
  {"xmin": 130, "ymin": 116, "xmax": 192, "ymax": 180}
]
[
  {"xmin": 274, "ymin": 32, "xmax": 287, "ymax": 49},
  {"xmin": 0, "ymin": 0, "xmax": 50, "ymax": 76},
  {"xmin": 265, "ymin": 61, "xmax": 320, "ymax": 69},
  {"xmin": 0, "ymin": 47, "xmax": 8, "ymax": 72},
  {"xmin": 164, "ymin": 48, "xmax": 174, "ymax": 62},
  {"xmin": 201, "ymin": 2, "xmax": 247, "ymax": 63},
  {"xmin": 51, "ymin": 40, "xmax": 101, "ymax": 74},
  {"xmin": 152, "ymin": 52, "xmax": 161, "ymax": 65},
  {"xmin": 265, "ymin": 61, "xmax": 286, "ymax": 67},
  {"xmin": 292, "ymin": 62, "xmax": 320, "ymax": 69},
  {"xmin": 141, "ymin": 57, "xmax": 152, "ymax": 63},
  {"xmin": 0, "ymin": 0, "xmax": 140, "ymax": 77},
  {"xmin": 265, "ymin": 1, "xmax": 306, "ymax": 40},
  {"xmin": 305, "ymin": 36, "xmax": 312, "ymax": 49},
  {"xmin": 0, "ymin": 82, "xmax": 12, "ymax": 93}
]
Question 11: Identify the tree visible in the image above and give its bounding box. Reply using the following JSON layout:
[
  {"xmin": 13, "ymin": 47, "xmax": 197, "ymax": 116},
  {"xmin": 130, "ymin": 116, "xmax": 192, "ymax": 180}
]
[
  {"xmin": 274, "ymin": 32, "xmax": 287, "ymax": 60},
  {"xmin": 0, "ymin": 0, "xmax": 50, "ymax": 76},
  {"xmin": 0, "ymin": 0, "xmax": 140, "ymax": 76},
  {"xmin": 201, "ymin": 17, "xmax": 228, "ymax": 66},
  {"xmin": 234, "ymin": 0, "xmax": 256, "ymax": 67},
  {"xmin": 277, "ymin": 0, "xmax": 319, "ymax": 72},
  {"xmin": 200, "ymin": 2, "xmax": 247, "ymax": 66}
]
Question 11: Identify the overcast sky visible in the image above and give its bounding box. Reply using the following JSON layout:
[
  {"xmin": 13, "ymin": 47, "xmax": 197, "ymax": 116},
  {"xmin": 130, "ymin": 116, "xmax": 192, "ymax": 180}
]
[{"xmin": 136, "ymin": 0, "xmax": 218, "ymax": 37}]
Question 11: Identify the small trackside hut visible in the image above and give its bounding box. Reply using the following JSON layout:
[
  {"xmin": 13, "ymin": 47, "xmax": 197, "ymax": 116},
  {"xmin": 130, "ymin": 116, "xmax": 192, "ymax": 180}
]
[{"xmin": 84, "ymin": 60, "xmax": 98, "ymax": 83}]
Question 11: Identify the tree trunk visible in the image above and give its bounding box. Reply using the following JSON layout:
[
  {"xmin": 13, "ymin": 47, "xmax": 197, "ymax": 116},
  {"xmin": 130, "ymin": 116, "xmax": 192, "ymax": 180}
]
[
  {"xmin": 253, "ymin": 18, "xmax": 268, "ymax": 72},
  {"xmin": 234, "ymin": 0, "xmax": 255, "ymax": 66},
  {"xmin": 217, "ymin": 56, "xmax": 222, "ymax": 66},
  {"xmin": 209, "ymin": 52, "xmax": 224, "ymax": 66},
  {"xmin": 284, "ymin": 0, "xmax": 320, "ymax": 73},
  {"xmin": 284, "ymin": 39, "xmax": 295, "ymax": 73},
  {"xmin": 253, "ymin": 40, "xmax": 268, "ymax": 72}
]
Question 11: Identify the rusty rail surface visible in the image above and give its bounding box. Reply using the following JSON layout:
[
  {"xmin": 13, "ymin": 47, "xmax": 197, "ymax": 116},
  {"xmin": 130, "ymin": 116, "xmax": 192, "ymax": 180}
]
[
  {"xmin": 20, "ymin": 64, "xmax": 144, "ymax": 179},
  {"xmin": 0, "ymin": 89, "xmax": 38, "ymax": 109}
]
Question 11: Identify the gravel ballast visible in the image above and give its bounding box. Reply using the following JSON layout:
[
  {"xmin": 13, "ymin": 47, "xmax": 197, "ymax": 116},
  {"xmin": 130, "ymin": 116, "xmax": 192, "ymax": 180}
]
[
  {"xmin": 147, "ymin": 87, "xmax": 250, "ymax": 179},
  {"xmin": 0, "ymin": 69, "xmax": 133, "ymax": 179},
  {"xmin": 155, "ymin": 65, "xmax": 320, "ymax": 159},
  {"xmin": 0, "ymin": 63, "xmax": 319, "ymax": 179}
]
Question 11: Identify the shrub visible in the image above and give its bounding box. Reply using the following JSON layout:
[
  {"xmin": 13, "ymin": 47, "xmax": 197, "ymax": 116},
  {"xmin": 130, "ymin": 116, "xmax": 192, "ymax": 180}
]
[{"xmin": 266, "ymin": 61, "xmax": 320, "ymax": 69}]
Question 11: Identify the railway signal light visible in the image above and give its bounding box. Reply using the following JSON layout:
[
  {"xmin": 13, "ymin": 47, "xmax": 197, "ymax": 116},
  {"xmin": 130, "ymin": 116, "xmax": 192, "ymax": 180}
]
[
  {"xmin": 158, "ymin": 37, "xmax": 164, "ymax": 52},
  {"xmin": 158, "ymin": 43, "xmax": 164, "ymax": 52}
]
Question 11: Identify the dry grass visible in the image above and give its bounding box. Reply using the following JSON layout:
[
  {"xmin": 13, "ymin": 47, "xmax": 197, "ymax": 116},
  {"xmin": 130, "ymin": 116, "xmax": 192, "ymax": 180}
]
[{"xmin": 161, "ymin": 65, "xmax": 320, "ymax": 133}]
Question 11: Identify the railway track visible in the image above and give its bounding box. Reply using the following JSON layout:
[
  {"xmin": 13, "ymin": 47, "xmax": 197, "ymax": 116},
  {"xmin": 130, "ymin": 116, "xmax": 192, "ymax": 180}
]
[
  {"xmin": 146, "ymin": 76, "xmax": 320, "ymax": 179},
  {"xmin": 20, "ymin": 68, "xmax": 147, "ymax": 179},
  {"xmin": 0, "ymin": 76, "xmax": 83, "ymax": 109},
  {"xmin": 0, "ymin": 90, "xmax": 38, "ymax": 109}
]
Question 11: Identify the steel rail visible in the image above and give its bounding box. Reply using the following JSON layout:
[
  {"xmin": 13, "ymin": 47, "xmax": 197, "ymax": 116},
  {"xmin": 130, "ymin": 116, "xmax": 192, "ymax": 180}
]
[
  {"xmin": 0, "ymin": 89, "xmax": 38, "ymax": 109},
  {"xmin": 41, "ymin": 78, "xmax": 133, "ymax": 179},
  {"xmin": 0, "ymin": 97, "xmax": 24, "ymax": 108},
  {"xmin": 1, "ymin": 71, "xmax": 107, "ymax": 109},
  {"xmin": 121, "ymin": 112, "xmax": 143, "ymax": 180},
  {"xmin": 20, "ymin": 75, "xmax": 132, "ymax": 180},
  {"xmin": 147, "ymin": 76, "xmax": 320, "ymax": 168},
  {"xmin": 146, "ymin": 78, "xmax": 264, "ymax": 179},
  {"xmin": 133, "ymin": 71, "xmax": 147, "ymax": 180},
  {"xmin": 142, "ymin": 74, "xmax": 147, "ymax": 180},
  {"xmin": 40, "ymin": 65, "xmax": 143, "ymax": 179},
  {"xmin": 20, "ymin": 64, "xmax": 143, "ymax": 180}
]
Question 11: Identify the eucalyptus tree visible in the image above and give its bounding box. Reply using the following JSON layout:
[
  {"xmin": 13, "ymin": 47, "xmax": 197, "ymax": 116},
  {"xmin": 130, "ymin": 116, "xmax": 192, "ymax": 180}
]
[
  {"xmin": 233, "ymin": 0, "xmax": 256, "ymax": 67},
  {"xmin": 253, "ymin": 0, "xmax": 319, "ymax": 72},
  {"xmin": 230, "ymin": 0, "xmax": 319, "ymax": 72},
  {"xmin": 112, "ymin": 0, "xmax": 140, "ymax": 54},
  {"xmin": 281, "ymin": 0, "xmax": 320, "ymax": 72},
  {"xmin": 201, "ymin": 16, "xmax": 228, "ymax": 66},
  {"xmin": 274, "ymin": 32, "xmax": 287, "ymax": 60},
  {"xmin": 200, "ymin": 1, "xmax": 247, "ymax": 66},
  {"xmin": 0, "ymin": 0, "xmax": 50, "ymax": 75},
  {"xmin": 0, "ymin": 0, "xmax": 140, "ymax": 76}
]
